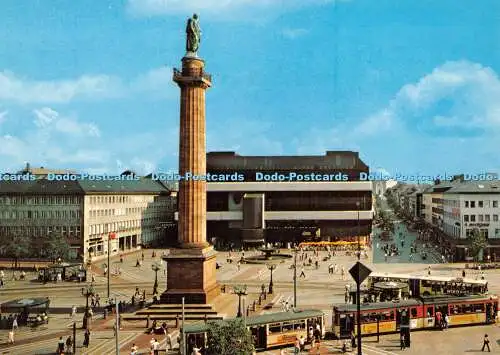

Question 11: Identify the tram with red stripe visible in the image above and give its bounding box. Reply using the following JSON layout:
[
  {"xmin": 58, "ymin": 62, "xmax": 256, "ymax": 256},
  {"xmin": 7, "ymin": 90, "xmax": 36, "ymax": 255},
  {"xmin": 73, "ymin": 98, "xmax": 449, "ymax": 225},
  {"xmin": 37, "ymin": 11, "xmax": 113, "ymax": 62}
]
[{"xmin": 331, "ymin": 294, "xmax": 498, "ymax": 339}]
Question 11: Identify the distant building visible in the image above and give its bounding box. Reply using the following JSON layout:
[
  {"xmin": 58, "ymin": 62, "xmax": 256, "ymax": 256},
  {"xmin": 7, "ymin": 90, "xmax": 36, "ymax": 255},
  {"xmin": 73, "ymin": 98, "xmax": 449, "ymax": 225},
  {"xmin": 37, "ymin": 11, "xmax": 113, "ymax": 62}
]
[
  {"xmin": 0, "ymin": 173, "xmax": 176, "ymax": 263},
  {"xmin": 193, "ymin": 151, "xmax": 373, "ymax": 247},
  {"xmin": 443, "ymin": 181, "xmax": 500, "ymax": 260}
]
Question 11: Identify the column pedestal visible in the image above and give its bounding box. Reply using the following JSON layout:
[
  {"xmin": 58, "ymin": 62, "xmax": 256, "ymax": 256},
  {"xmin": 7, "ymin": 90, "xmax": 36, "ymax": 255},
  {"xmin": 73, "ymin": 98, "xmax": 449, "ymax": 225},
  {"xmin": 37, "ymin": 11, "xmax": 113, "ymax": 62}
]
[{"xmin": 160, "ymin": 247, "xmax": 220, "ymax": 304}]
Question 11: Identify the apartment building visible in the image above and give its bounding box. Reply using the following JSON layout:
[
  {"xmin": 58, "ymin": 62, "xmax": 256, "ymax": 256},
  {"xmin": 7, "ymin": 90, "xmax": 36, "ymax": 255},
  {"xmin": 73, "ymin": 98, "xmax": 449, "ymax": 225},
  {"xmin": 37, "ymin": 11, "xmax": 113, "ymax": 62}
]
[{"xmin": 0, "ymin": 174, "xmax": 175, "ymax": 263}]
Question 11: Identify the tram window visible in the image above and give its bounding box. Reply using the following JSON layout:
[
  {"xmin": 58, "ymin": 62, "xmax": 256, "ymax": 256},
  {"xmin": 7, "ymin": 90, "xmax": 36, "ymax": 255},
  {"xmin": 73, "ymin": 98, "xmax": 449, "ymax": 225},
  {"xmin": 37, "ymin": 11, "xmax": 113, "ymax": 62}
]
[
  {"xmin": 463, "ymin": 304, "xmax": 473, "ymax": 313},
  {"xmin": 426, "ymin": 308, "xmax": 434, "ymax": 317},
  {"xmin": 410, "ymin": 308, "xmax": 417, "ymax": 318},
  {"xmin": 473, "ymin": 304, "xmax": 485, "ymax": 312},
  {"xmin": 361, "ymin": 313, "xmax": 372, "ymax": 323},
  {"xmin": 269, "ymin": 323, "xmax": 281, "ymax": 333},
  {"xmin": 282, "ymin": 321, "xmax": 293, "ymax": 332},
  {"xmin": 295, "ymin": 320, "xmax": 306, "ymax": 329},
  {"xmin": 390, "ymin": 311, "xmax": 395, "ymax": 319},
  {"xmin": 379, "ymin": 312, "xmax": 392, "ymax": 321}
]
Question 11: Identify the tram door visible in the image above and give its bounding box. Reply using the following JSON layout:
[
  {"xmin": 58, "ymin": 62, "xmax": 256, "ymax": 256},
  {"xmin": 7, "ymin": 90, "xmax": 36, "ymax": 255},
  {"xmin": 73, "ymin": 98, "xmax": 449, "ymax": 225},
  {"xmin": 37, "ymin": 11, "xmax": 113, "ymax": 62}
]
[
  {"xmin": 339, "ymin": 314, "xmax": 354, "ymax": 339},
  {"xmin": 486, "ymin": 304, "xmax": 492, "ymax": 323},
  {"xmin": 251, "ymin": 326, "xmax": 267, "ymax": 349}
]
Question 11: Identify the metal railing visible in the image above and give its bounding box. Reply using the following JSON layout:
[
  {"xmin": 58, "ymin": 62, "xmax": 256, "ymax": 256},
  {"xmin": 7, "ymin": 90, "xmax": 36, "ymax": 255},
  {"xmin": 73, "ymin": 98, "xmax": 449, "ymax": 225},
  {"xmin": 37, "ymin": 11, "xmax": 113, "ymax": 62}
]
[{"xmin": 173, "ymin": 68, "xmax": 211, "ymax": 82}]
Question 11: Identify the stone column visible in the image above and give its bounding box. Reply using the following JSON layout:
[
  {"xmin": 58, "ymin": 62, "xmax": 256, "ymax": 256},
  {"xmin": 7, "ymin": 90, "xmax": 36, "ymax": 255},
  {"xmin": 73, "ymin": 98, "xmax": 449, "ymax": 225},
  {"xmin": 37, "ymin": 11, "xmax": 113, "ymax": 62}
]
[
  {"xmin": 174, "ymin": 57, "xmax": 210, "ymax": 248},
  {"xmin": 161, "ymin": 56, "xmax": 219, "ymax": 304}
]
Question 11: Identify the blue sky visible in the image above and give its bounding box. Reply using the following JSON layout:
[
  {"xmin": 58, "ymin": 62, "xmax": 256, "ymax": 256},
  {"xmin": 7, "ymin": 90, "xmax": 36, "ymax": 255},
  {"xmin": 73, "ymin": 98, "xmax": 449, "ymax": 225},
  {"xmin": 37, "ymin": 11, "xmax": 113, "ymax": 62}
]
[{"xmin": 0, "ymin": 0, "xmax": 499, "ymax": 177}]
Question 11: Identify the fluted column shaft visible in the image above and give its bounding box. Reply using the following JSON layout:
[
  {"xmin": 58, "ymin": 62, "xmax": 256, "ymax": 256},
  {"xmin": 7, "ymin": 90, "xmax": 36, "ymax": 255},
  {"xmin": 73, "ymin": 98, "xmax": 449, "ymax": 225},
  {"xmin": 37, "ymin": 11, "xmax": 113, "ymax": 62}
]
[{"xmin": 174, "ymin": 57, "xmax": 211, "ymax": 248}]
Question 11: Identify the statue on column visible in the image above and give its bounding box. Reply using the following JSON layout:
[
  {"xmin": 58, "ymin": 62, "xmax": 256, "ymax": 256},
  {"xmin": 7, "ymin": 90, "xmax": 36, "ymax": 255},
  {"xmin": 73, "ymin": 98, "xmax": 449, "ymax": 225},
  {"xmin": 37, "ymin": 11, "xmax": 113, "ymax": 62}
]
[{"xmin": 186, "ymin": 14, "xmax": 201, "ymax": 56}]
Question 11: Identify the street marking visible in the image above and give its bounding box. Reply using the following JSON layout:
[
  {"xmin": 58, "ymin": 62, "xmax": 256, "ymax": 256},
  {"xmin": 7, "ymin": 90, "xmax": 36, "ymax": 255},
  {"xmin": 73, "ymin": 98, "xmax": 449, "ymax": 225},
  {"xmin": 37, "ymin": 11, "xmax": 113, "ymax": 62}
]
[{"xmin": 363, "ymin": 343, "xmax": 400, "ymax": 355}]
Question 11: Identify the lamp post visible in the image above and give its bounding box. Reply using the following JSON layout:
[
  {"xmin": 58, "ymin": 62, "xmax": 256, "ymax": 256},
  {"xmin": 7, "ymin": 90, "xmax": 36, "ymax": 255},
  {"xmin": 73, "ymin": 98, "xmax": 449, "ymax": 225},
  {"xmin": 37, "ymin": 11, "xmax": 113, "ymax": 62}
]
[
  {"xmin": 234, "ymin": 285, "xmax": 248, "ymax": 318},
  {"xmin": 355, "ymin": 200, "xmax": 362, "ymax": 355},
  {"xmin": 293, "ymin": 247, "xmax": 298, "ymax": 308},
  {"xmin": 82, "ymin": 283, "xmax": 95, "ymax": 329},
  {"xmin": 267, "ymin": 264, "xmax": 277, "ymax": 295},
  {"xmin": 151, "ymin": 261, "xmax": 161, "ymax": 295}
]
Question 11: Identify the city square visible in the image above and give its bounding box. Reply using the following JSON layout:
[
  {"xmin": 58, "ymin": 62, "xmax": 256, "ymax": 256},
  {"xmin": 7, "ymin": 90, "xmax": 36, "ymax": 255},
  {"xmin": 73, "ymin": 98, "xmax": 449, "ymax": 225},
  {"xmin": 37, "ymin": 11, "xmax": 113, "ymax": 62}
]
[{"xmin": 1, "ymin": 1, "xmax": 500, "ymax": 354}]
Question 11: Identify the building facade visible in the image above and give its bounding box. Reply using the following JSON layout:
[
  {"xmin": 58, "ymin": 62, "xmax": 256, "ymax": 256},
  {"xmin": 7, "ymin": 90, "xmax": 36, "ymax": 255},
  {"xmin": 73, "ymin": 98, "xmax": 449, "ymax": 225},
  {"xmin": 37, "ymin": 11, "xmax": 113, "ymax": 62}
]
[
  {"xmin": 195, "ymin": 151, "xmax": 373, "ymax": 247},
  {"xmin": 0, "ymin": 174, "xmax": 175, "ymax": 263},
  {"xmin": 443, "ymin": 181, "xmax": 500, "ymax": 260}
]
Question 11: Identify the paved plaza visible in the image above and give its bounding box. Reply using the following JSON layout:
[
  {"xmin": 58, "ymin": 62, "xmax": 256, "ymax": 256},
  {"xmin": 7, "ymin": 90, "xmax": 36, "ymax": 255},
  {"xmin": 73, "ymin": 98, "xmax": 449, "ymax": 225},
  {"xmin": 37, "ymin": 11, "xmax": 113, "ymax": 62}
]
[{"xmin": 1, "ymin": 223, "xmax": 500, "ymax": 355}]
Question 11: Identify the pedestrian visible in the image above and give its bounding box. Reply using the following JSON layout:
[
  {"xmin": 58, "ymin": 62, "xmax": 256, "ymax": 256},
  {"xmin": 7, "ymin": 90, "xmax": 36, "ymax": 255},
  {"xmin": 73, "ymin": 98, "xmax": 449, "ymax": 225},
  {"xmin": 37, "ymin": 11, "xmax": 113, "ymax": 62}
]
[
  {"xmin": 66, "ymin": 336, "xmax": 73, "ymax": 354},
  {"xmin": 57, "ymin": 336, "xmax": 65, "ymax": 354},
  {"xmin": 400, "ymin": 333, "xmax": 406, "ymax": 350},
  {"xmin": 8, "ymin": 330, "xmax": 14, "ymax": 344},
  {"xmin": 71, "ymin": 305, "xmax": 77, "ymax": 319},
  {"xmin": 83, "ymin": 329, "xmax": 90, "ymax": 347},
  {"xmin": 299, "ymin": 268, "xmax": 306, "ymax": 278},
  {"xmin": 153, "ymin": 338, "xmax": 160, "ymax": 355},
  {"xmin": 482, "ymin": 334, "xmax": 491, "ymax": 352},
  {"xmin": 12, "ymin": 316, "xmax": 18, "ymax": 330},
  {"xmin": 428, "ymin": 265, "xmax": 431, "ymax": 276},
  {"xmin": 130, "ymin": 343, "xmax": 138, "ymax": 355},
  {"xmin": 444, "ymin": 314, "xmax": 449, "ymax": 329}
]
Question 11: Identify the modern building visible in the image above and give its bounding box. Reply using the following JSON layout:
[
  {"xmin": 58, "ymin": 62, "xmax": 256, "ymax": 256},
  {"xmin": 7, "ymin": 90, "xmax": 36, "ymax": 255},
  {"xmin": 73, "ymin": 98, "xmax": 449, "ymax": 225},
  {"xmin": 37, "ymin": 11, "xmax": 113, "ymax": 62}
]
[
  {"xmin": 0, "ymin": 173, "xmax": 175, "ymax": 263},
  {"xmin": 443, "ymin": 181, "xmax": 500, "ymax": 260},
  {"xmin": 192, "ymin": 151, "xmax": 373, "ymax": 247}
]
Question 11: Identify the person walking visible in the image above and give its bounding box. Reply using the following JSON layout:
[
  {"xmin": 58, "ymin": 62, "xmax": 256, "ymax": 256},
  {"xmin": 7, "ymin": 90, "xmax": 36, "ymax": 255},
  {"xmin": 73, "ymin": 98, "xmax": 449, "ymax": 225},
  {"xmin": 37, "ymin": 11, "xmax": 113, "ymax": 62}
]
[
  {"xmin": 12, "ymin": 316, "xmax": 18, "ymax": 330},
  {"xmin": 57, "ymin": 336, "xmax": 65, "ymax": 354},
  {"xmin": 71, "ymin": 305, "xmax": 77, "ymax": 319},
  {"xmin": 83, "ymin": 329, "xmax": 90, "ymax": 348},
  {"xmin": 152, "ymin": 338, "xmax": 160, "ymax": 355},
  {"xmin": 8, "ymin": 330, "xmax": 14, "ymax": 344},
  {"xmin": 299, "ymin": 268, "xmax": 306, "ymax": 278},
  {"xmin": 482, "ymin": 334, "xmax": 491, "ymax": 352},
  {"xmin": 130, "ymin": 343, "xmax": 138, "ymax": 355},
  {"xmin": 65, "ymin": 336, "xmax": 73, "ymax": 354}
]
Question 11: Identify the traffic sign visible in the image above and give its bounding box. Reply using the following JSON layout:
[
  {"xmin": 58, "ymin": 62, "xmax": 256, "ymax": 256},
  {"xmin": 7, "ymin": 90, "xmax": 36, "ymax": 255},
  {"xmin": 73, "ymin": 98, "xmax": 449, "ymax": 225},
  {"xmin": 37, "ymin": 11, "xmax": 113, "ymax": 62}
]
[{"xmin": 349, "ymin": 261, "xmax": 372, "ymax": 284}]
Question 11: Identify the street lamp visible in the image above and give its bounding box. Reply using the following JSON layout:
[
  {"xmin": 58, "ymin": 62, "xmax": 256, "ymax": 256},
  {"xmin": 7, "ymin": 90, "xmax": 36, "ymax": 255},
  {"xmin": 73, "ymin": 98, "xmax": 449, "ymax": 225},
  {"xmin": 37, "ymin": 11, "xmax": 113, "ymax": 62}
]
[
  {"xmin": 267, "ymin": 264, "xmax": 277, "ymax": 295},
  {"xmin": 356, "ymin": 201, "xmax": 361, "ymax": 260},
  {"xmin": 355, "ymin": 200, "xmax": 362, "ymax": 355},
  {"xmin": 233, "ymin": 285, "xmax": 248, "ymax": 318},
  {"xmin": 151, "ymin": 261, "xmax": 161, "ymax": 296},
  {"xmin": 107, "ymin": 232, "xmax": 117, "ymax": 299},
  {"xmin": 82, "ymin": 283, "xmax": 95, "ymax": 329},
  {"xmin": 293, "ymin": 247, "xmax": 298, "ymax": 308}
]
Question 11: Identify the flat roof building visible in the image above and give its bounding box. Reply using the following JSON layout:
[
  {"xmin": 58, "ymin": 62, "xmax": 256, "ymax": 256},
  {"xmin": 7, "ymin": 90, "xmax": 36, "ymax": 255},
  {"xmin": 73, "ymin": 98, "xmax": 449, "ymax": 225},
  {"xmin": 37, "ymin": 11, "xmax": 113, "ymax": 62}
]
[{"xmin": 184, "ymin": 151, "xmax": 374, "ymax": 247}]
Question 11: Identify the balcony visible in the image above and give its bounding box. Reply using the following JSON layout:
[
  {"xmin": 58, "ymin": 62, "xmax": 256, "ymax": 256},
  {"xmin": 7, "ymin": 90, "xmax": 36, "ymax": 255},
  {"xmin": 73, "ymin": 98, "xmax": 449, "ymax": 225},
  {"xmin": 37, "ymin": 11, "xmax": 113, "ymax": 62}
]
[{"xmin": 173, "ymin": 68, "xmax": 212, "ymax": 83}]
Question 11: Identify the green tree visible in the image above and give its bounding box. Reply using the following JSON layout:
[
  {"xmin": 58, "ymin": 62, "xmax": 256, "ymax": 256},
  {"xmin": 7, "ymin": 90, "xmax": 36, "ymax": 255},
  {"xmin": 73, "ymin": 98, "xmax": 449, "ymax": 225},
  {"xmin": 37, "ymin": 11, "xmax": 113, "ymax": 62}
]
[
  {"xmin": 43, "ymin": 233, "xmax": 70, "ymax": 261},
  {"xmin": 470, "ymin": 228, "xmax": 488, "ymax": 262},
  {"xmin": 4, "ymin": 233, "xmax": 32, "ymax": 267},
  {"xmin": 206, "ymin": 318, "xmax": 255, "ymax": 355}
]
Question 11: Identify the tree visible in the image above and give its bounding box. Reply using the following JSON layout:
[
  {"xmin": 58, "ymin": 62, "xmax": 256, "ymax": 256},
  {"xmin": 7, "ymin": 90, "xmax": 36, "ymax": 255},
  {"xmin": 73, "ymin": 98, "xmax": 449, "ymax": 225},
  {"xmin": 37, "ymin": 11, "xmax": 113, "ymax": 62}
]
[
  {"xmin": 470, "ymin": 228, "xmax": 488, "ymax": 262},
  {"xmin": 4, "ymin": 233, "xmax": 32, "ymax": 267},
  {"xmin": 43, "ymin": 233, "xmax": 70, "ymax": 261},
  {"xmin": 206, "ymin": 318, "xmax": 255, "ymax": 355}
]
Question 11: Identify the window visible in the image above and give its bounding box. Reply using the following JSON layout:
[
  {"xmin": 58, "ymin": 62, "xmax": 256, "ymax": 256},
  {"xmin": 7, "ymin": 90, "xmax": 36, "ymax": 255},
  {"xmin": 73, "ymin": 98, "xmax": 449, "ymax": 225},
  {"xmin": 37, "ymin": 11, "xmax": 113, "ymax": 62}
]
[
  {"xmin": 268, "ymin": 323, "xmax": 281, "ymax": 333},
  {"xmin": 464, "ymin": 215, "xmax": 469, "ymax": 222},
  {"xmin": 479, "ymin": 201, "xmax": 483, "ymax": 208},
  {"xmin": 411, "ymin": 308, "xmax": 418, "ymax": 318},
  {"xmin": 471, "ymin": 215, "xmax": 476, "ymax": 222},
  {"xmin": 485, "ymin": 215, "xmax": 490, "ymax": 222},
  {"xmin": 471, "ymin": 201, "xmax": 476, "ymax": 208},
  {"xmin": 485, "ymin": 201, "xmax": 491, "ymax": 208},
  {"xmin": 495, "ymin": 229, "xmax": 500, "ymax": 237},
  {"xmin": 494, "ymin": 201, "xmax": 498, "ymax": 208},
  {"xmin": 494, "ymin": 215, "xmax": 499, "ymax": 222},
  {"xmin": 465, "ymin": 201, "xmax": 469, "ymax": 208},
  {"xmin": 479, "ymin": 215, "xmax": 484, "ymax": 222}
]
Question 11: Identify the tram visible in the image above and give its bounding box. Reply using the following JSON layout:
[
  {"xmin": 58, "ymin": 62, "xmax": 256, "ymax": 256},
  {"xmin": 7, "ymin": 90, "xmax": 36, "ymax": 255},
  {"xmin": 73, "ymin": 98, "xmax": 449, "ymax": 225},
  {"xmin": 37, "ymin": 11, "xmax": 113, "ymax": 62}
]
[
  {"xmin": 331, "ymin": 295, "xmax": 498, "ymax": 339},
  {"xmin": 182, "ymin": 309, "xmax": 325, "ymax": 353},
  {"xmin": 367, "ymin": 272, "xmax": 488, "ymax": 297}
]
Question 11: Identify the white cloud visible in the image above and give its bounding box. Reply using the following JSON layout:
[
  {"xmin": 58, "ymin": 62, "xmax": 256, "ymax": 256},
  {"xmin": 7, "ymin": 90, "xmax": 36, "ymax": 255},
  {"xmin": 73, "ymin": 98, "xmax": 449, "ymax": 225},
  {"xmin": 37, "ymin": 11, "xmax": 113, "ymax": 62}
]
[
  {"xmin": 131, "ymin": 67, "xmax": 176, "ymax": 98},
  {"xmin": 0, "ymin": 110, "xmax": 7, "ymax": 124},
  {"xmin": 0, "ymin": 107, "xmax": 174, "ymax": 175},
  {"xmin": 0, "ymin": 67, "xmax": 175, "ymax": 104},
  {"xmin": 126, "ymin": 0, "xmax": 339, "ymax": 18},
  {"xmin": 207, "ymin": 118, "xmax": 284, "ymax": 155},
  {"xmin": 352, "ymin": 60, "xmax": 500, "ymax": 136},
  {"xmin": 281, "ymin": 28, "xmax": 309, "ymax": 39}
]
